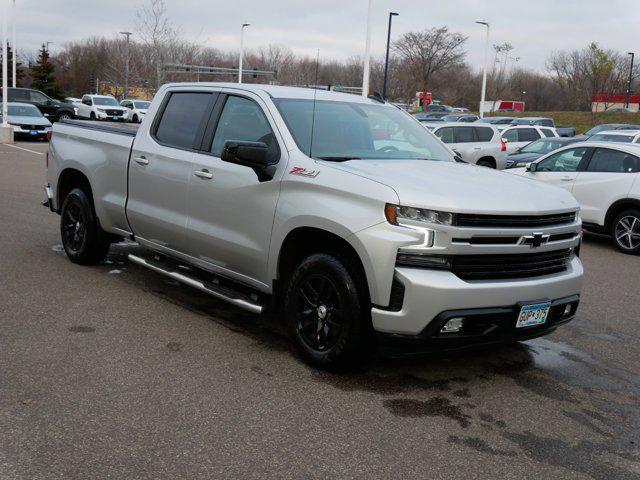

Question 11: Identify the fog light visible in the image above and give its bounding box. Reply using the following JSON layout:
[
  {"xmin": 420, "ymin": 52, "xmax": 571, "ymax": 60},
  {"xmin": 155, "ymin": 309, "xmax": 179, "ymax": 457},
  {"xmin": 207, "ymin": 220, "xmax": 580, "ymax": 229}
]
[
  {"xmin": 440, "ymin": 317, "xmax": 464, "ymax": 333},
  {"xmin": 563, "ymin": 304, "xmax": 574, "ymax": 317}
]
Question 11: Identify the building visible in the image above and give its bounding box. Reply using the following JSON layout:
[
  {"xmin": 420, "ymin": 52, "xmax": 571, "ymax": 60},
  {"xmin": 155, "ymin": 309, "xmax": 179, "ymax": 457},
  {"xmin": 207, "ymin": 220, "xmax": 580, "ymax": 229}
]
[{"xmin": 592, "ymin": 94, "xmax": 640, "ymax": 112}]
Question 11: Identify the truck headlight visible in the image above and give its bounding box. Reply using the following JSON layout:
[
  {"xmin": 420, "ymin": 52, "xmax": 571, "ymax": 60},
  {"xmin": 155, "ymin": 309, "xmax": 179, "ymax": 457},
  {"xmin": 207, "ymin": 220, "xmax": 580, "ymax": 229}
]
[{"xmin": 385, "ymin": 204, "xmax": 455, "ymax": 226}]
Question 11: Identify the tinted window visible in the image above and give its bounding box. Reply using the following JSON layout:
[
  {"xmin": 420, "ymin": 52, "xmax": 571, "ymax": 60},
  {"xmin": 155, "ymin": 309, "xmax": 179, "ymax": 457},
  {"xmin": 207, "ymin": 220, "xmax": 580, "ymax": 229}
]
[
  {"xmin": 539, "ymin": 119, "xmax": 554, "ymax": 127},
  {"xmin": 502, "ymin": 129, "xmax": 518, "ymax": 143},
  {"xmin": 474, "ymin": 127, "xmax": 494, "ymax": 142},
  {"xmin": 587, "ymin": 148, "xmax": 639, "ymax": 173},
  {"xmin": 29, "ymin": 91, "xmax": 49, "ymax": 104},
  {"xmin": 435, "ymin": 127, "xmax": 454, "ymax": 144},
  {"xmin": 155, "ymin": 92, "xmax": 212, "ymax": 149},
  {"xmin": 455, "ymin": 127, "xmax": 475, "ymax": 143},
  {"xmin": 211, "ymin": 96, "xmax": 277, "ymax": 158},
  {"xmin": 518, "ymin": 128, "xmax": 541, "ymax": 142},
  {"xmin": 540, "ymin": 128, "xmax": 556, "ymax": 138},
  {"xmin": 537, "ymin": 147, "xmax": 589, "ymax": 172},
  {"xmin": 9, "ymin": 89, "xmax": 29, "ymax": 101}
]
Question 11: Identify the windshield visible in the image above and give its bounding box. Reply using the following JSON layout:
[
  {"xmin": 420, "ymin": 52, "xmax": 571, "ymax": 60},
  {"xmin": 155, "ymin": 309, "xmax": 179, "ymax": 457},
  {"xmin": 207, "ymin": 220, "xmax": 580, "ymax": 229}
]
[
  {"xmin": 274, "ymin": 98, "xmax": 454, "ymax": 162},
  {"xmin": 590, "ymin": 133, "xmax": 635, "ymax": 143},
  {"xmin": 519, "ymin": 139, "xmax": 566, "ymax": 154},
  {"xmin": 7, "ymin": 105, "xmax": 42, "ymax": 117},
  {"xmin": 134, "ymin": 101, "xmax": 150, "ymax": 109},
  {"xmin": 93, "ymin": 97, "xmax": 119, "ymax": 106}
]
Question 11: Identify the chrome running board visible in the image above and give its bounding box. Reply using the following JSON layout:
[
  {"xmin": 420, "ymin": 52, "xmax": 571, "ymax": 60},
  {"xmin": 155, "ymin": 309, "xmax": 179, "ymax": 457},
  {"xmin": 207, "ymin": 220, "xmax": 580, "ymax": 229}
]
[{"xmin": 127, "ymin": 254, "xmax": 263, "ymax": 315}]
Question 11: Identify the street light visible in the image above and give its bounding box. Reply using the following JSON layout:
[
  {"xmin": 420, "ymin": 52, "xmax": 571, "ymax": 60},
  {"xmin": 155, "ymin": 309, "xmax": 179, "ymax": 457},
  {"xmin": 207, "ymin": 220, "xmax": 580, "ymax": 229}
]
[
  {"xmin": 120, "ymin": 31, "xmax": 132, "ymax": 98},
  {"xmin": 382, "ymin": 11, "xmax": 399, "ymax": 100},
  {"xmin": 2, "ymin": 0, "xmax": 8, "ymax": 128},
  {"xmin": 11, "ymin": 0, "xmax": 15, "ymax": 88},
  {"xmin": 361, "ymin": 0, "xmax": 373, "ymax": 98},
  {"xmin": 475, "ymin": 20, "xmax": 490, "ymax": 118},
  {"xmin": 626, "ymin": 52, "xmax": 635, "ymax": 109},
  {"xmin": 238, "ymin": 23, "xmax": 250, "ymax": 84}
]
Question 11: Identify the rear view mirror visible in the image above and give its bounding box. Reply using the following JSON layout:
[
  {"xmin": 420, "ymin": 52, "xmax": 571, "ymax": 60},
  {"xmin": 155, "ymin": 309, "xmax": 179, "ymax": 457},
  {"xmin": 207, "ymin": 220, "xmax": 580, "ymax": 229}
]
[{"xmin": 221, "ymin": 140, "xmax": 276, "ymax": 181}]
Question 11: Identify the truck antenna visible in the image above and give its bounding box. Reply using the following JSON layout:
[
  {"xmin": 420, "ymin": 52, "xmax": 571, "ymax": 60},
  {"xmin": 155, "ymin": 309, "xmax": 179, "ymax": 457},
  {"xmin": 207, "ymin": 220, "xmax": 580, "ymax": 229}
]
[{"xmin": 309, "ymin": 48, "xmax": 320, "ymax": 159}]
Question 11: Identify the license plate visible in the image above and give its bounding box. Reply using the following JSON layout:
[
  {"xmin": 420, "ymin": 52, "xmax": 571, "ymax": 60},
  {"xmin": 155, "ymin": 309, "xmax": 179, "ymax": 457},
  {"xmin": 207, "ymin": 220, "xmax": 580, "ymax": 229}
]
[
  {"xmin": 29, "ymin": 130, "xmax": 38, "ymax": 135},
  {"xmin": 112, "ymin": 116, "xmax": 120, "ymax": 120},
  {"xmin": 516, "ymin": 302, "xmax": 551, "ymax": 328}
]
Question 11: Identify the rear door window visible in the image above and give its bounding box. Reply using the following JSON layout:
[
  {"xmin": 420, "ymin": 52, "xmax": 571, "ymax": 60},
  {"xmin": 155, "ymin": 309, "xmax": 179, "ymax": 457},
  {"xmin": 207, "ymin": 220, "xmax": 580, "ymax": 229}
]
[
  {"xmin": 587, "ymin": 148, "xmax": 639, "ymax": 173},
  {"xmin": 540, "ymin": 128, "xmax": 556, "ymax": 138},
  {"xmin": 474, "ymin": 127, "xmax": 494, "ymax": 142},
  {"xmin": 539, "ymin": 119, "xmax": 554, "ymax": 127},
  {"xmin": 502, "ymin": 129, "xmax": 518, "ymax": 143},
  {"xmin": 518, "ymin": 128, "xmax": 541, "ymax": 142},
  {"xmin": 154, "ymin": 92, "xmax": 214, "ymax": 149},
  {"xmin": 454, "ymin": 126, "xmax": 476, "ymax": 143}
]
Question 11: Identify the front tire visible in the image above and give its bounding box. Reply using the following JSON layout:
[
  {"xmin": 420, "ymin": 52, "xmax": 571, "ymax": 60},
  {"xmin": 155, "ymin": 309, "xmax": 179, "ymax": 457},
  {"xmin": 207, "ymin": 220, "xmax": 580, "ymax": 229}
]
[
  {"xmin": 612, "ymin": 209, "xmax": 640, "ymax": 255},
  {"xmin": 132, "ymin": 114, "xmax": 139, "ymax": 123},
  {"xmin": 56, "ymin": 112, "xmax": 72, "ymax": 122},
  {"xmin": 60, "ymin": 188, "xmax": 111, "ymax": 264},
  {"xmin": 284, "ymin": 253, "xmax": 373, "ymax": 370},
  {"xmin": 89, "ymin": 112, "xmax": 96, "ymax": 121}
]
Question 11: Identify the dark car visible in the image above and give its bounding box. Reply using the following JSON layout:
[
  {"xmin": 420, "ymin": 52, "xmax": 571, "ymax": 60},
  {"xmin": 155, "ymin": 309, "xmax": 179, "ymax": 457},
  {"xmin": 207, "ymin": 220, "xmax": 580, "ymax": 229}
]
[
  {"xmin": 0, "ymin": 88, "xmax": 76, "ymax": 122},
  {"xmin": 441, "ymin": 113, "xmax": 479, "ymax": 123},
  {"xmin": 425, "ymin": 104, "xmax": 453, "ymax": 112},
  {"xmin": 477, "ymin": 116, "xmax": 516, "ymax": 125},
  {"xmin": 584, "ymin": 124, "xmax": 640, "ymax": 136},
  {"xmin": 505, "ymin": 137, "xmax": 583, "ymax": 168},
  {"xmin": 414, "ymin": 112, "xmax": 448, "ymax": 122}
]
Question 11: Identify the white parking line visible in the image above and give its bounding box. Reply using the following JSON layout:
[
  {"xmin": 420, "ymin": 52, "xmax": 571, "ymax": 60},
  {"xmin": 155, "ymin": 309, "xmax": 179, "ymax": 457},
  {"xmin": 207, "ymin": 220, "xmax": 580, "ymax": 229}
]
[{"xmin": 2, "ymin": 143, "xmax": 45, "ymax": 155}]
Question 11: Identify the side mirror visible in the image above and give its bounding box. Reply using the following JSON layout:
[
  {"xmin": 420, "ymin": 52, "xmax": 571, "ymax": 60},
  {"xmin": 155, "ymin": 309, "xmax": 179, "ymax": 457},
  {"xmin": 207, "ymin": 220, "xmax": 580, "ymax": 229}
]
[
  {"xmin": 221, "ymin": 140, "xmax": 276, "ymax": 181},
  {"xmin": 527, "ymin": 162, "xmax": 537, "ymax": 172}
]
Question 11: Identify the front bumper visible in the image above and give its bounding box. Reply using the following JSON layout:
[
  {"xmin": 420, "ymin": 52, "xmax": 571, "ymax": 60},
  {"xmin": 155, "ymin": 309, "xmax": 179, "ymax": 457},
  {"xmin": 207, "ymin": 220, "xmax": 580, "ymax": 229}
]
[
  {"xmin": 96, "ymin": 112, "xmax": 125, "ymax": 121},
  {"xmin": 10, "ymin": 125, "xmax": 51, "ymax": 137},
  {"xmin": 371, "ymin": 256, "xmax": 583, "ymax": 336}
]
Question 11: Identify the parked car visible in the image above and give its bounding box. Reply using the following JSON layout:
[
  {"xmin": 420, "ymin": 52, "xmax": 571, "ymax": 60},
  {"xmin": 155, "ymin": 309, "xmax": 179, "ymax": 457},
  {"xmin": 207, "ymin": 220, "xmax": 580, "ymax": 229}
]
[
  {"xmin": 500, "ymin": 125, "xmax": 559, "ymax": 154},
  {"xmin": 65, "ymin": 97, "xmax": 83, "ymax": 107},
  {"xmin": 120, "ymin": 99, "xmax": 151, "ymax": 123},
  {"xmin": 426, "ymin": 104, "xmax": 453, "ymax": 112},
  {"xmin": 588, "ymin": 130, "xmax": 640, "ymax": 143},
  {"xmin": 477, "ymin": 116, "xmax": 516, "ymax": 125},
  {"xmin": 431, "ymin": 123, "xmax": 507, "ymax": 168},
  {"xmin": 414, "ymin": 112, "xmax": 448, "ymax": 122},
  {"xmin": 76, "ymin": 94, "xmax": 128, "ymax": 121},
  {"xmin": 511, "ymin": 117, "xmax": 575, "ymax": 137},
  {"xmin": 0, "ymin": 102, "xmax": 52, "ymax": 140},
  {"xmin": 510, "ymin": 142, "xmax": 640, "ymax": 254},
  {"xmin": 0, "ymin": 87, "xmax": 77, "ymax": 122},
  {"xmin": 505, "ymin": 137, "xmax": 584, "ymax": 169},
  {"xmin": 584, "ymin": 124, "xmax": 640, "ymax": 136},
  {"xmin": 606, "ymin": 108, "xmax": 635, "ymax": 113},
  {"xmin": 44, "ymin": 83, "xmax": 583, "ymax": 369},
  {"xmin": 441, "ymin": 114, "xmax": 479, "ymax": 123}
]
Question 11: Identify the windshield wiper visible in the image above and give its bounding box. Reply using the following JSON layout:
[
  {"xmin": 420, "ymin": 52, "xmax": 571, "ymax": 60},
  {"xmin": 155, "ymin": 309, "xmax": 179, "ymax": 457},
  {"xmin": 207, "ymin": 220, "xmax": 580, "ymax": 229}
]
[{"xmin": 316, "ymin": 156, "xmax": 361, "ymax": 162}]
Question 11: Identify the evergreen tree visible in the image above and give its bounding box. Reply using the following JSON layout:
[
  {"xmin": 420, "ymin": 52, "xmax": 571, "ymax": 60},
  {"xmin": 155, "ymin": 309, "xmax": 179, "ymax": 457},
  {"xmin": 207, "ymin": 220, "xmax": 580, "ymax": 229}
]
[
  {"xmin": 29, "ymin": 44, "xmax": 64, "ymax": 99},
  {"xmin": 0, "ymin": 44, "xmax": 25, "ymax": 87}
]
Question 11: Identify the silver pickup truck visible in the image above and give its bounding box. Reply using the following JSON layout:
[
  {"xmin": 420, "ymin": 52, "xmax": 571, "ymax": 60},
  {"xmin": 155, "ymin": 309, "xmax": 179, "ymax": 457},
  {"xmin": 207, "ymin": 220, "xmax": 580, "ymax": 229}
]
[{"xmin": 45, "ymin": 83, "xmax": 584, "ymax": 369}]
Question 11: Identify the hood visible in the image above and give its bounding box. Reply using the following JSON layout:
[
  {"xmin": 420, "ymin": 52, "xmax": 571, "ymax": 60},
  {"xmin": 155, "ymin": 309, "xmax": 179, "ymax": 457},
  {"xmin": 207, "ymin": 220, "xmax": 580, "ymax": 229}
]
[
  {"xmin": 7, "ymin": 115, "xmax": 52, "ymax": 126},
  {"xmin": 506, "ymin": 152, "xmax": 541, "ymax": 163},
  {"xmin": 327, "ymin": 159, "xmax": 578, "ymax": 215}
]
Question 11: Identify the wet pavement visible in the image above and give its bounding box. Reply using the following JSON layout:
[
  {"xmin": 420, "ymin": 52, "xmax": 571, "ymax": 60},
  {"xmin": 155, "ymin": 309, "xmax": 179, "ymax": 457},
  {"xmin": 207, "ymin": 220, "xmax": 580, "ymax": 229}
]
[{"xmin": 1, "ymin": 142, "xmax": 639, "ymax": 479}]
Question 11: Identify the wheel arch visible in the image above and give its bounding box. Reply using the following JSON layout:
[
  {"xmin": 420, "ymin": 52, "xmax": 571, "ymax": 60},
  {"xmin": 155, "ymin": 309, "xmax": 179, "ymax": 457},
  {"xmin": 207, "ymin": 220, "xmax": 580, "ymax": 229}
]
[
  {"xmin": 477, "ymin": 156, "xmax": 496, "ymax": 168},
  {"xmin": 604, "ymin": 198, "xmax": 640, "ymax": 231},
  {"xmin": 56, "ymin": 167, "xmax": 94, "ymax": 212}
]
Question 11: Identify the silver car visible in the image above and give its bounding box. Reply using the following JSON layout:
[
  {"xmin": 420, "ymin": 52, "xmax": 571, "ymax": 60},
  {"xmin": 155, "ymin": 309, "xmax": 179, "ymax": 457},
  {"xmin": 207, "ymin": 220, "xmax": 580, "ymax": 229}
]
[{"xmin": 1, "ymin": 102, "xmax": 52, "ymax": 140}]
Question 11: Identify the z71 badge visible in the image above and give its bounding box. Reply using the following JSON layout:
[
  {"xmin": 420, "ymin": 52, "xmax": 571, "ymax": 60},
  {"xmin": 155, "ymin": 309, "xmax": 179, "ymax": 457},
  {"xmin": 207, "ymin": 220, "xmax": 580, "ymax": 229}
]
[{"xmin": 289, "ymin": 166, "xmax": 320, "ymax": 178}]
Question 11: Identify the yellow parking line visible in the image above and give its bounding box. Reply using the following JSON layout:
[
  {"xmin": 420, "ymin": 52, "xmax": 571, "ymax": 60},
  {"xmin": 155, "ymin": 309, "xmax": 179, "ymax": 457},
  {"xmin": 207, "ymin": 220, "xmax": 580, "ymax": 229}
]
[{"xmin": 1, "ymin": 143, "xmax": 45, "ymax": 155}]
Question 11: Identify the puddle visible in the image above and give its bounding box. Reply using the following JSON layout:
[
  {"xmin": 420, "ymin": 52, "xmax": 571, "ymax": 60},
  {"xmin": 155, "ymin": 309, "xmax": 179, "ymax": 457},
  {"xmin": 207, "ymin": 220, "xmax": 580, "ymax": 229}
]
[{"xmin": 384, "ymin": 397, "xmax": 471, "ymax": 427}]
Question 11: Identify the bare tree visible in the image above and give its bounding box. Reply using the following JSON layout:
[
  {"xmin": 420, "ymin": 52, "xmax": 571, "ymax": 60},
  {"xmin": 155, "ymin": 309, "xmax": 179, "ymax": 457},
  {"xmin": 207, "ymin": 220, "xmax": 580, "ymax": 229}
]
[
  {"xmin": 392, "ymin": 27, "xmax": 467, "ymax": 95},
  {"xmin": 135, "ymin": 0, "xmax": 176, "ymax": 88}
]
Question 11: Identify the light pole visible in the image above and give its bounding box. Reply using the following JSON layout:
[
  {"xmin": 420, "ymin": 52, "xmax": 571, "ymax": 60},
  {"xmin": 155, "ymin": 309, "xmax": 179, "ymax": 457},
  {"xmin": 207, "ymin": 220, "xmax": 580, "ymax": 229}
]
[
  {"xmin": 361, "ymin": 0, "xmax": 373, "ymax": 98},
  {"xmin": 11, "ymin": 0, "xmax": 15, "ymax": 88},
  {"xmin": 45, "ymin": 41, "xmax": 54, "ymax": 52},
  {"xmin": 120, "ymin": 31, "xmax": 132, "ymax": 98},
  {"xmin": 382, "ymin": 11, "xmax": 398, "ymax": 100},
  {"xmin": 626, "ymin": 52, "xmax": 635, "ymax": 109},
  {"xmin": 476, "ymin": 20, "xmax": 490, "ymax": 118},
  {"xmin": 238, "ymin": 23, "xmax": 250, "ymax": 84},
  {"xmin": 1, "ymin": 0, "xmax": 11, "ymax": 143}
]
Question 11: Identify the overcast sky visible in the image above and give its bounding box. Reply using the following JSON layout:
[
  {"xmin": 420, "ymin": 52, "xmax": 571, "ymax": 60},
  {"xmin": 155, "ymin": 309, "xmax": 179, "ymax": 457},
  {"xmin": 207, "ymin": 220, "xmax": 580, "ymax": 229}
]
[{"xmin": 13, "ymin": 0, "xmax": 640, "ymax": 72}]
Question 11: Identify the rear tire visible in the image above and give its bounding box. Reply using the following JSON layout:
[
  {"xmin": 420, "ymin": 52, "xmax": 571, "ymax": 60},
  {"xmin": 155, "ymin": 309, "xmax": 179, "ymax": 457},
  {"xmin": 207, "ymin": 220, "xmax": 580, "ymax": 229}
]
[
  {"xmin": 56, "ymin": 112, "xmax": 72, "ymax": 122},
  {"xmin": 284, "ymin": 253, "xmax": 373, "ymax": 370},
  {"xmin": 477, "ymin": 159, "xmax": 495, "ymax": 168},
  {"xmin": 60, "ymin": 188, "xmax": 111, "ymax": 265},
  {"xmin": 132, "ymin": 114, "xmax": 139, "ymax": 123},
  {"xmin": 611, "ymin": 209, "xmax": 640, "ymax": 255}
]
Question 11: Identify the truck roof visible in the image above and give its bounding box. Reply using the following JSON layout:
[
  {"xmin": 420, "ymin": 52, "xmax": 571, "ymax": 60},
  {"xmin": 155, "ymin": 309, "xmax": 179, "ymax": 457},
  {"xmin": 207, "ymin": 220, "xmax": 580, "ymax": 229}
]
[{"xmin": 161, "ymin": 82, "xmax": 386, "ymax": 105}]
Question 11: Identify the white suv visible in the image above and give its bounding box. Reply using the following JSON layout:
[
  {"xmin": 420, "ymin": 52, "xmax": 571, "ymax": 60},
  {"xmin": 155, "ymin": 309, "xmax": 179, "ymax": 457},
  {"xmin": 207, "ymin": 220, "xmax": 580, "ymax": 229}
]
[
  {"xmin": 432, "ymin": 123, "xmax": 507, "ymax": 169},
  {"xmin": 511, "ymin": 141, "xmax": 640, "ymax": 254},
  {"xmin": 500, "ymin": 125, "xmax": 558, "ymax": 154},
  {"xmin": 120, "ymin": 99, "xmax": 151, "ymax": 123},
  {"xmin": 76, "ymin": 95, "xmax": 128, "ymax": 121}
]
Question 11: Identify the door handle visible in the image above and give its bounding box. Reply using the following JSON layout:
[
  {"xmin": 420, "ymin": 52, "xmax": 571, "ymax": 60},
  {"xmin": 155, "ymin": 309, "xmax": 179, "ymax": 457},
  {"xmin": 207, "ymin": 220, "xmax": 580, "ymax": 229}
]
[
  {"xmin": 561, "ymin": 177, "xmax": 573, "ymax": 182},
  {"xmin": 133, "ymin": 155, "xmax": 149, "ymax": 166},
  {"xmin": 194, "ymin": 169, "xmax": 213, "ymax": 180}
]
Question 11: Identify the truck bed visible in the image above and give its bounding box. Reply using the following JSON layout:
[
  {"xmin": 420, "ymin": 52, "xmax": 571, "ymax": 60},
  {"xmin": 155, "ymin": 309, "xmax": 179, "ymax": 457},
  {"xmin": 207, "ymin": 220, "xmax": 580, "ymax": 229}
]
[{"xmin": 61, "ymin": 119, "xmax": 140, "ymax": 137}]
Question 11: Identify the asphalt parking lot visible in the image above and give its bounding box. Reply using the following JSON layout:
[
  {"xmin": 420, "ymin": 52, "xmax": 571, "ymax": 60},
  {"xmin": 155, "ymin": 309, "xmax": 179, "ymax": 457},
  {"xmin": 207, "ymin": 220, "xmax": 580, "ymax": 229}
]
[{"xmin": 1, "ymin": 140, "xmax": 639, "ymax": 480}]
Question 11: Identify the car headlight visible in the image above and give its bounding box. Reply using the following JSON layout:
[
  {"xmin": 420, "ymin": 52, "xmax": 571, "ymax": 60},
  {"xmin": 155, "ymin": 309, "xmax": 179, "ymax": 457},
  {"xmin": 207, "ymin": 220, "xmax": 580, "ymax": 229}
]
[
  {"xmin": 386, "ymin": 204, "xmax": 455, "ymax": 226},
  {"xmin": 73, "ymin": 108, "xmax": 78, "ymax": 115},
  {"xmin": 97, "ymin": 108, "xmax": 106, "ymax": 113},
  {"xmin": 515, "ymin": 162, "xmax": 529, "ymax": 167}
]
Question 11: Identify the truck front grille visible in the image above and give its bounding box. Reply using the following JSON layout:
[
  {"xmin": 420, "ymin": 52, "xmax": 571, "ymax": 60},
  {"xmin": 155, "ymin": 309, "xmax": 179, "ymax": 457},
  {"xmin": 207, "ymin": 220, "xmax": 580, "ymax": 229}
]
[
  {"xmin": 105, "ymin": 109, "xmax": 122, "ymax": 116},
  {"xmin": 452, "ymin": 249, "xmax": 573, "ymax": 280},
  {"xmin": 456, "ymin": 211, "xmax": 577, "ymax": 228}
]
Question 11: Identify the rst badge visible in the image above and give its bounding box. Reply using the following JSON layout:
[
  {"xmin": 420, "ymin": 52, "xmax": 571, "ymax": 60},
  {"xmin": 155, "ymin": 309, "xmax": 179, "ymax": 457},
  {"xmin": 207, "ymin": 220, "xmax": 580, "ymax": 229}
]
[{"xmin": 289, "ymin": 166, "xmax": 320, "ymax": 178}]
